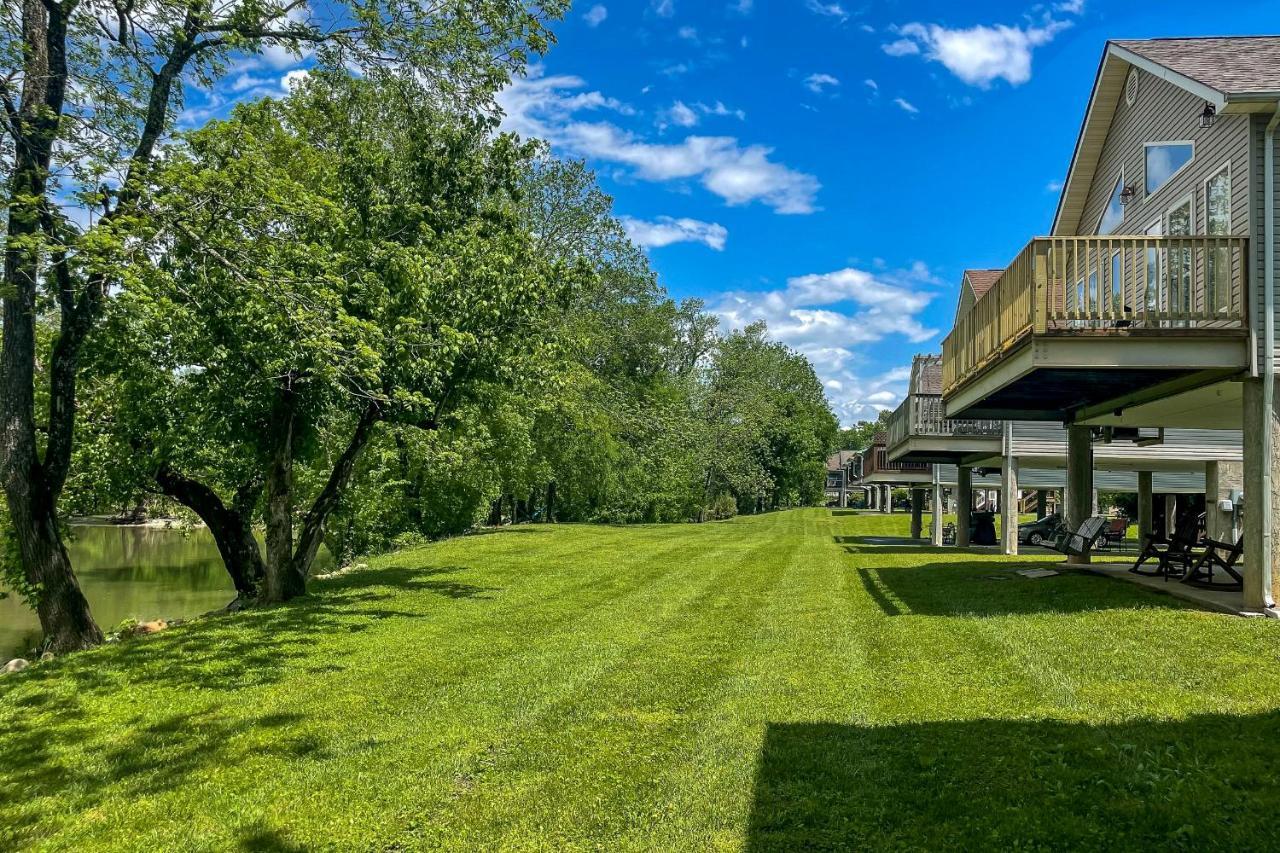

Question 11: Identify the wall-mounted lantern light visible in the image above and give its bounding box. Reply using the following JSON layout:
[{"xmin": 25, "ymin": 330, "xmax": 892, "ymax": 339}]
[{"xmin": 1200, "ymin": 101, "xmax": 1217, "ymax": 128}]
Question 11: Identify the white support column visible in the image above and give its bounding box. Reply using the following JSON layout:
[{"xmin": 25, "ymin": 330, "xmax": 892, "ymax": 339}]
[
  {"xmin": 1243, "ymin": 378, "xmax": 1279, "ymax": 611},
  {"xmin": 1001, "ymin": 421, "xmax": 1018, "ymax": 556}
]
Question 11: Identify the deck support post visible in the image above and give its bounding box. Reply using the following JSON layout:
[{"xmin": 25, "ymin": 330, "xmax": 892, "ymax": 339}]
[
  {"xmin": 910, "ymin": 489, "xmax": 924, "ymax": 539},
  {"xmin": 930, "ymin": 468, "xmax": 944, "ymax": 546},
  {"xmin": 956, "ymin": 467, "xmax": 972, "ymax": 548},
  {"xmin": 1036, "ymin": 490, "xmax": 1048, "ymax": 519},
  {"xmin": 1066, "ymin": 425, "xmax": 1093, "ymax": 565},
  {"xmin": 1205, "ymin": 461, "xmax": 1243, "ymax": 543},
  {"xmin": 1243, "ymin": 378, "xmax": 1280, "ymax": 611},
  {"xmin": 1137, "ymin": 471, "xmax": 1153, "ymax": 546},
  {"xmin": 882, "ymin": 484, "xmax": 893, "ymax": 514},
  {"xmin": 1002, "ymin": 459, "xmax": 1019, "ymax": 556}
]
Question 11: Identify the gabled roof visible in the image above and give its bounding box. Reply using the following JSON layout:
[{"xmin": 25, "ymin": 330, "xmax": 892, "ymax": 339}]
[
  {"xmin": 1113, "ymin": 37, "xmax": 1280, "ymax": 97},
  {"xmin": 964, "ymin": 270, "xmax": 1003, "ymax": 301},
  {"xmin": 910, "ymin": 354, "xmax": 943, "ymax": 396},
  {"xmin": 827, "ymin": 450, "xmax": 857, "ymax": 471},
  {"xmin": 1053, "ymin": 36, "xmax": 1280, "ymax": 235}
]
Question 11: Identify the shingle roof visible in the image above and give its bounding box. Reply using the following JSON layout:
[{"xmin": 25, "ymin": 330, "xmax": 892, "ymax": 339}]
[
  {"xmin": 827, "ymin": 450, "xmax": 857, "ymax": 471},
  {"xmin": 964, "ymin": 269, "xmax": 1003, "ymax": 301},
  {"xmin": 911, "ymin": 354, "xmax": 943, "ymax": 396},
  {"xmin": 1113, "ymin": 37, "xmax": 1280, "ymax": 96}
]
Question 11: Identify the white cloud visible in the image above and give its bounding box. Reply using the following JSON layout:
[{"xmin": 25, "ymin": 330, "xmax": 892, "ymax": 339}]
[
  {"xmin": 652, "ymin": 0, "xmax": 675, "ymax": 17},
  {"xmin": 886, "ymin": 19, "xmax": 1072, "ymax": 87},
  {"xmin": 804, "ymin": 73, "xmax": 840, "ymax": 94},
  {"xmin": 893, "ymin": 97, "xmax": 919, "ymax": 114},
  {"xmin": 583, "ymin": 4, "xmax": 607, "ymax": 27},
  {"xmin": 620, "ymin": 215, "xmax": 728, "ymax": 250},
  {"xmin": 805, "ymin": 0, "xmax": 848, "ymax": 21},
  {"xmin": 711, "ymin": 265, "xmax": 940, "ymax": 424},
  {"xmin": 678, "ymin": 25, "xmax": 699, "ymax": 42},
  {"xmin": 665, "ymin": 100, "xmax": 699, "ymax": 128},
  {"xmin": 881, "ymin": 38, "xmax": 920, "ymax": 57},
  {"xmin": 281, "ymin": 69, "xmax": 310, "ymax": 92},
  {"xmin": 864, "ymin": 79, "xmax": 879, "ymax": 91},
  {"xmin": 698, "ymin": 100, "xmax": 746, "ymax": 120},
  {"xmin": 730, "ymin": 0, "xmax": 753, "ymax": 13},
  {"xmin": 1046, "ymin": 179, "xmax": 1064, "ymax": 192},
  {"xmin": 498, "ymin": 69, "xmax": 819, "ymax": 214},
  {"xmin": 1054, "ymin": 0, "xmax": 1085, "ymax": 12}
]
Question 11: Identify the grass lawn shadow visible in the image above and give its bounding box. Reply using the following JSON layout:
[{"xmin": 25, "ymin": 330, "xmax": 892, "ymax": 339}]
[
  {"xmin": 855, "ymin": 563, "xmax": 1189, "ymax": 617},
  {"xmin": 746, "ymin": 714, "xmax": 1280, "ymax": 850}
]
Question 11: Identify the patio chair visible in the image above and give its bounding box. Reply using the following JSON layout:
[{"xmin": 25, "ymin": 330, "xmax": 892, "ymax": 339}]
[
  {"xmin": 1182, "ymin": 536, "xmax": 1244, "ymax": 591},
  {"xmin": 942, "ymin": 523, "xmax": 956, "ymax": 546},
  {"xmin": 1050, "ymin": 516, "xmax": 1107, "ymax": 557},
  {"xmin": 1097, "ymin": 516, "xmax": 1129, "ymax": 551},
  {"xmin": 1131, "ymin": 512, "xmax": 1201, "ymax": 580}
]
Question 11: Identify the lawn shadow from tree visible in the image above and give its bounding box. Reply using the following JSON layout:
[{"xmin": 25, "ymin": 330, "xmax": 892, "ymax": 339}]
[
  {"xmin": 854, "ymin": 563, "xmax": 1189, "ymax": 617},
  {"xmin": 0, "ymin": 562, "xmax": 502, "ymax": 847},
  {"xmin": 746, "ymin": 714, "xmax": 1280, "ymax": 851}
]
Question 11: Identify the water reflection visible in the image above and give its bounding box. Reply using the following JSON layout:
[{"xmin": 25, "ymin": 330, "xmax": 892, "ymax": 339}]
[{"xmin": 0, "ymin": 524, "xmax": 332, "ymax": 659}]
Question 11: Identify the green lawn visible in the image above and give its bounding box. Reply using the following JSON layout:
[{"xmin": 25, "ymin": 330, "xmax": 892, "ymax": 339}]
[{"xmin": 4, "ymin": 509, "xmax": 1280, "ymax": 850}]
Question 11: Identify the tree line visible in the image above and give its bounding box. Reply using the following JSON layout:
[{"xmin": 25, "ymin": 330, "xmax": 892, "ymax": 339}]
[{"xmin": 1, "ymin": 0, "xmax": 838, "ymax": 653}]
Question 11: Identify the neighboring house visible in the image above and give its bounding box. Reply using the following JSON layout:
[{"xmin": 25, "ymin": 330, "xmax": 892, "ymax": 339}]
[
  {"xmin": 939, "ymin": 36, "xmax": 1277, "ymax": 609},
  {"xmin": 825, "ymin": 450, "xmax": 859, "ymax": 507},
  {"xmin": 888, "ymin": 352, "xmax": 1233, "ymax": 548}
]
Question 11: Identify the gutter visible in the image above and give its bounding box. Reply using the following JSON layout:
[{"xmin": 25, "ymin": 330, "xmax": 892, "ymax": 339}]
[{"xmin": 1263, "ymin": 103, "xmax": 1280, "ymax": 612}]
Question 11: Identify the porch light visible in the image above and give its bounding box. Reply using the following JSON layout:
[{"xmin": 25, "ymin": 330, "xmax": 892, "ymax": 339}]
[
  {"xmin": 1200, "ymin": 101, "xmax": 1217, "ymax": 128},
  {"xmin": 1119, "ymin": 184, "xmax": 1137, "ymax": 205}
]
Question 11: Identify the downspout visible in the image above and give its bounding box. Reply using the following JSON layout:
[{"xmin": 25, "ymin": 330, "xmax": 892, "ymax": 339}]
[{"xmin": 1263, "ymin": 103, "xmax": 1280, "ymax": 610}]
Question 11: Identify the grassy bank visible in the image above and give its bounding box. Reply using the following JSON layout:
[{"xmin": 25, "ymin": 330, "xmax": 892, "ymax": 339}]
[{"xmin": 3, "ymin": 509, "xmax": 1280, "ymax": 850}]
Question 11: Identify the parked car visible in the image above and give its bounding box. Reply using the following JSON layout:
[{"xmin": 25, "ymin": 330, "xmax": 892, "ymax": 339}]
[{"xmin": 1018, "ymin": 514, "xmax": 1063, "ymax": 547}]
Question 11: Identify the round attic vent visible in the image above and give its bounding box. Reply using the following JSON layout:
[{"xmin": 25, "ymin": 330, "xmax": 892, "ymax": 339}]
[{"xmin": 1125, "ymin": 68, "xmax": 1139, "ymax": 106}]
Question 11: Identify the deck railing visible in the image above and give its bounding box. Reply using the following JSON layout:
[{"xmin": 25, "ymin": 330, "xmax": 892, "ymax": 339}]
[
  {"xmin": 886, "ymin": 395, "xmax": 1003, "ymax": 450},
  {"xmin": 941, "ymin": 235, "xmax": 1249, "ymax": 395}
]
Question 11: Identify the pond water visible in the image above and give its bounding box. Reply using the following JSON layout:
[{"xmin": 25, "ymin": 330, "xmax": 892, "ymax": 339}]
[{"xmin": 0, "ymin": 524, "xmax": 332, "ymax": 660}]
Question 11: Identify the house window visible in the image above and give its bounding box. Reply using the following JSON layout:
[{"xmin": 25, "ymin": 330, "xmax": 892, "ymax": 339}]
[
  {"xmin": 1145, "ymin": 142, "xmax": 1194, "ymax": 196},
  {"xmin": 1206, "ymin": 164, "xmax": 1232, "ymax": 312},
  {"xmin": 1099, "ymin": 174, "xmax": 1125, "ymax": 234}
]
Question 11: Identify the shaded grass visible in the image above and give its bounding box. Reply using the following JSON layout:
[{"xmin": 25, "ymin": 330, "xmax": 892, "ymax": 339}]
[{"xmin": 1, "ymin": 510, "xmax": 1279, "ymax": 851}]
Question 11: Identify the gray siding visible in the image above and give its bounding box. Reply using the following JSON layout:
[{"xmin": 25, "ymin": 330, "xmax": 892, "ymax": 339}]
[
  {"xmin": 1079, "ymin": 68, "xmax": 1251, "ymax": 240},
  {"xmin": 1250, "ymin": 113, "xmax": 1280, "ymax": 371},
  {"xmin": 1010, "ymin": 421, "xmax": 1242, "ymax": 462}
]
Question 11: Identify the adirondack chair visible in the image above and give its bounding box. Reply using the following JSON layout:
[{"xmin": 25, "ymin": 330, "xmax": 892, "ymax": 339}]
[
  {"xmin": 1182, "ymin": 536, "xmax": 1244, "ymax": 591},
  {"xmin": 1050, "ymin": 516, "xmax": 1107, "ymax": 557},
  {"xmin": 1131, "ymin": 512, "xmax": 1201, "ymax": 579},
  {"xmin": 1097, "ymin": 516, "xmax": 1129, "ymax": 551}
]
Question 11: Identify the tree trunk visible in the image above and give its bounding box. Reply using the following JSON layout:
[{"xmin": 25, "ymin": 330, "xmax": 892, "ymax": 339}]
[
  {"xmin": 0, "ymin": 0, "xmax": 101, "ymax": 653},
  {"xmin": 545, "ymin": 481, "xmax": 556, "ymax": 523},
  {"xmin": 488, "ymin": 499, "xmax": 502, "ymax": 526},
  {"xmin": 155, "ymin": 465, "xmax": 263, "ymax": 600},
  {"xmin": 263, "ymin": 392, "xmax": 301, "ymax": 603},
  {"xmin": 290, "ymin": 404, "xmax": 379, "ymax": 584}
]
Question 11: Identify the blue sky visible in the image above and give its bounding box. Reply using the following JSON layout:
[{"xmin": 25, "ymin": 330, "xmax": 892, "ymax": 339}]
[{"xmin": 188, "ymin": 0, "xmax": 1280, "ymax": 426}]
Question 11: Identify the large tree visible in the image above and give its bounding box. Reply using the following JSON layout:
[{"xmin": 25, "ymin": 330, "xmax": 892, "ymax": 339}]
[
  {"xmin": 0, "ymin": 0, "xmax": 565, "ymax": 649},
  {"xmin": 92, "ymin": 71, "xmax": 576, "ymax": 603}
]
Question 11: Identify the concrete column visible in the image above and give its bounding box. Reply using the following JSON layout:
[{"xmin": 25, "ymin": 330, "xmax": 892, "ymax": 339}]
[
  {"xmin": 883, "ymin": 484, "xmax": 893, "ymax": 514},
  {"xmin": 957, "ymin": 467, "xmax": 972, "ymax": 547},
  {"xmin": 1165, "ymin": 494, "xmax": 1177, "ymax": 538},
  {"xmin": 1137, "ymin": 470, "xmax": 1153, "ymax": 545},
  {"xmin": 1002, "ymin": 459, "xmax": 1019, "ymax": 556},
  {"xmin": 1205, "ymin": 460, "xmax": 1244, "ymax": 543},
  {"xmin": 1243, "ymin": 378, "xmax": 1280, "ymax": 611},
  {"xmin": 1036, "ymin": 490, "xmax": 1048, "ymax": 519},
  {"xmin": 930, "ymin": 469, "xmax": 944, "ymax": 546},
  {"xmin": 910, "ymin": 489, "xmax": 924, "ymax": 539},
  {"xmin": 1066, "ymin": 425, "xmax": 1094, "ymax": 564}
]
